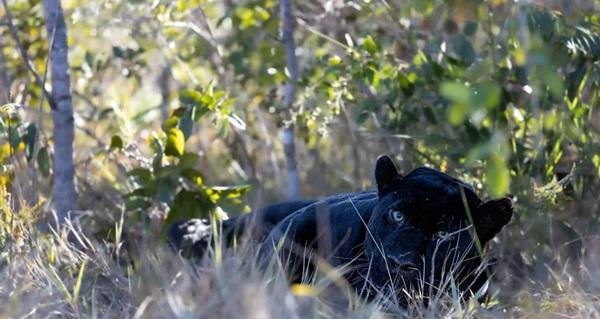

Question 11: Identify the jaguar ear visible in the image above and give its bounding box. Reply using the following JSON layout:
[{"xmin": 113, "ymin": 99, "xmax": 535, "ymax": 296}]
[
  {"xmin": 375, "ymin": 155, "xmax": 402, "ymax": 196},
  {"xmin": 472, "ymin": 197, "xmax": 513, "ymax": 243}
]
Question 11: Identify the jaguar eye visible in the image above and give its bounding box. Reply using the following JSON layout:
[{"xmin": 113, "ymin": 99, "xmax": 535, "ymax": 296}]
[
  {"xmin": 436, "ymin": 230, "xmax": 449, "ymax": 239},
  {"xmin": 389, "ymin": 210, "xmax": 404, "ymax": 223}
]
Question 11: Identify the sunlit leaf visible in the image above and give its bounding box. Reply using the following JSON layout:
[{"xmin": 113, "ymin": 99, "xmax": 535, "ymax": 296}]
[
  {"xmin": 179, "ymin": 89, "xmax": 203, "ymax": 107},
  {"xmin": 328, "ymin": 55, "xmax": 342, "ymax": 66},
  {"xmin": 474, "ymin": 83, "xmax": 501, "ymax": 109},
  {"xmin": 364, "ymin": 35, "xmax": 378, "ymax": 55},
  {"xmin": 181, "ymin": 167, "xmax": 203, "ymax": 187},
  {"xmin": 0, "ymin": 144, "xmax": 11, "ymax": 163},
  {"xmin": 448, "ymin": 102, "xmax": 469, "ymax": 125},
  {"xmin": 227, "ymin": 114, "xmax": 246, "ymax": 130},
  {"xmin": 441, "ymin": 82, "xmax": 471, "ymax": 104},
  {"xmin": 162, "ymin": 116, "xmax": 179, "ymax": 132},
  {"xmin": 485, "ymin": 154, "xmax": 510, "ymax": 198},
  {"xmin": 165, "ymin": 128, "xmax": 185, "ymax": 157},
  {"xmin": 254, "ymin": 6, "xmax": 270, "ymax": 21},
  {"xmin": 399, "ymin": 74, "xmax": 415, "ymax": 97},
  {"xmin": 0, "ymin": 103, "xmax": 21, "ymax": 114}
]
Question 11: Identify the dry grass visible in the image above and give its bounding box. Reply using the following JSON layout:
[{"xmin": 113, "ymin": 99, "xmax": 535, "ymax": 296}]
[{"xmin": 1, "ymin": 186, "xmax": 599, "ymax": 318}]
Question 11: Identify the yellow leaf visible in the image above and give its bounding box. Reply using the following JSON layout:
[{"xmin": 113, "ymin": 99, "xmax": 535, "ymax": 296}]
[
  {"xmin": 165, "ymin": 128, "xmax": 185, "ymax": 157},
  {"xmin": 328, "ymin": 55, "xmax": 342, "ymax": 66},
  {"xmin": 0, "ymin": 103, "xmax": 20, "ymax": 114},
  {"xmin": 363, "ymin": 35, "xmax": 378, "ymax": 54},
  {"xmin": 291, "ymin": 284, "xmax": 318, "ymax": 297}
]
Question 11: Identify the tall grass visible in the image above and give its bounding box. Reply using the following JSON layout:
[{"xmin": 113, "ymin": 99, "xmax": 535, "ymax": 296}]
[{"xmin": 1, "ymin": 183, "xmax": 599, "ymax": 318}]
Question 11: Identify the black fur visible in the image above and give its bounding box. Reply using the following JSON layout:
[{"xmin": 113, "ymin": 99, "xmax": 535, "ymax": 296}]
[{"xmin": 168, "ymin": 155, "xmax": 513, "ymax": 304}]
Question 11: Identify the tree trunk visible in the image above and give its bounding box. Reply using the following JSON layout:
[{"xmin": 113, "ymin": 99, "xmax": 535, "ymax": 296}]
[
  {"xmin": 280, "ymin": 0, "xmax": 301, "ymax": 200},
  {"xmin": 157, "ymin": 63, "xmax": 171, "ymax": 122},
  {"xmin": 43, "ymin": 0, "xmax": 77, "ymax": 226},
  {"xmin": 0, "ymin": 34, "xmax": 10, "ymax": 104}
]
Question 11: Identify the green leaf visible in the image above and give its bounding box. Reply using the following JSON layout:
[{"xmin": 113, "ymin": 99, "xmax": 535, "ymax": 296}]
[
  {"xmin": 364, "ymin": 35, "xmax": 378, "ymax": 55},
  {"xmin": 474, "ymin": 83, "xmax": 501, "ymax": 109},
  {"xmin": 23, "ymin": 123, "xmax": 37, "ymax": 162},
  {"xmin": 453, "ymin": 34, "xmax": 476, "ymax": 65},
  {"xmin": 178, "ymin": 152, "xmax": 200, "ymax": 169},
  {"xmin": 37, "ymin": 147, "xmax": 50, "ymax": 177},
  {"xmin": 124, "ymin": 197, "xmax": 152, "ymax": 211},
  {"xmin": 149, "ymin": 135, "xmax": 164, "ymax": 172},
  {"xmin": 227, "ymin": 114, "xmax": 246, "ymax": 130},
  {"xmin": 165, "ymin": 128, "xmax": 185, "ymax": 157},
  {"xmin": 399, "ymin": 74, "xmax": 415, "ymax": 97},
  {"xmin": 356, "ymin": 111, "xmax": 370, "ymax": 125},
  {"xmin": 0, "ymin": 103, "xmax": 20, "ymax": 114},
  {"xmin": 179, "ymin": 89, "xmax": 203, "ymax": 107},
  {"xmin": 463, "ymin": 21, "xmax": 478, "ymax": 36},
  {"xmin": 448, "ymin": 103, "xmax": 469, "ymax": 126},
  {"xmin": 155, "ymin": 164, "xmax": 181, "ymax": 182},
  {"xmin": 112, "ymin": 46, "xmax": 125, "ymax": 58},
  {"xmin": 125, "ymin": 188, "xmax": 155, "ymax": 198},
  {"xmin": 209, "ymin": 185, "xmax": 251, "ymax": 201},
  {"xmin": 564, "ymin": 27, "xmax": 600, "ymax": 59},
  {"xmin": 181, "ymin": 167, "xmax": 203, "ymax": 187},
  {"xmin": 254, "ymin": 6, "xmax": 270, "ymax": 21},
  {"xmin": 84, "ymin": 51, "xmax": 94, "ymax": 68},
  {"xmin": 156, "ymin": 183, "xmax": 174, "ymax": 204},
  {"xmin": 109, "ymin": 135, "xmax": 123, "ymax": 150},
  {"xmin": 441, "ymin": 82, "xmax": 471, "ymax": 104},
  {"xmin": 328, "ymin": 55, "xmax": 342, "ymax": 66},
  {"xmin": 423, "ymin": 107, "xmax": 437, "ymax": 125},
  {"xmin": 485, "ymin": 154, "xmax": 510, "ymax": 198},
  {"xmin": 127, "ymin": 168, "xmax": 153, "ymax": 185},
  {"xmin": 72, "ymin": 259, "xmax": 88, "ymax": 305},
  {"xmin": 541, "ymin": 68, "xmax": 564, "ymax": 97},
  {"xmin": 179, "ymin": 118, "xmax": 194, "ymax": 139},
  {"xmin": 162, "ymin": 116, "xmax": 179, "ymax": 132},
  {"xmin": 593, "ymin": 154, "xmax": 600, "ymax": 177},
  {"xmin": 8, "ymin": 124, "xmax": 20, "ymax": 149},
  {"xmin": 167, "ymin": 190, "xmax": 214, "ymax": 224}
]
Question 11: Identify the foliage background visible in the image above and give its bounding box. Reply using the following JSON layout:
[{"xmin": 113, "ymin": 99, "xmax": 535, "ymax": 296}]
[{"xmin": 0, "ymin": 0, "xmax": 599, "ymax": 317}]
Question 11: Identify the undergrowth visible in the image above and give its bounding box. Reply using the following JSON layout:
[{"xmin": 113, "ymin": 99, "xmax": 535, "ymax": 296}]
[{"xmin": 0, "ymin": 184, "xmax": 599, "ymax": 318}]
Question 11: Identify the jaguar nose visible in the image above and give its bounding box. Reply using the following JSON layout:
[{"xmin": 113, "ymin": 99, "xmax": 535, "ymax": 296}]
[{"xmin": 387, "ymin": 255, "xmax": 418, "ymax": 275}]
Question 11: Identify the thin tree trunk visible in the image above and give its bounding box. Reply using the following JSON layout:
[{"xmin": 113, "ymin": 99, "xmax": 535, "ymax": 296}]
[
  {"xmin": 157, "ymin": 63, "xmax": 171, "ymax": 122},
  {"xmin": 0, "ymin": 34, "xmax": 10, "ymax": 104},
  {"xmin": 280, "ymin": 0, "xmax": 301, "ymax": 200},
  {"xmin": 43, "ymin": 0, "xmax": 77, "ymax": 226}
]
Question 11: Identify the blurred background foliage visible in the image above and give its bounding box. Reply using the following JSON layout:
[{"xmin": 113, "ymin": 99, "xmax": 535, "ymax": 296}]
[{"xmin": 0, "ymin": 0, "xmax": 599, "ymax": 307}]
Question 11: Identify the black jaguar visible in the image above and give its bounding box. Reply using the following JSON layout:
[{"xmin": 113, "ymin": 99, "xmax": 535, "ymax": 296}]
[{"xmin": 168, "ymin": 155, "xmax": 513, "ymax": 304}]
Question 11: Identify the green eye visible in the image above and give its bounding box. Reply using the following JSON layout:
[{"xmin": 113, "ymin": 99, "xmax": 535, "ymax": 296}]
[{"xmin": 390, "ymin": 210, "xmax": 404, "ymax": 223}]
